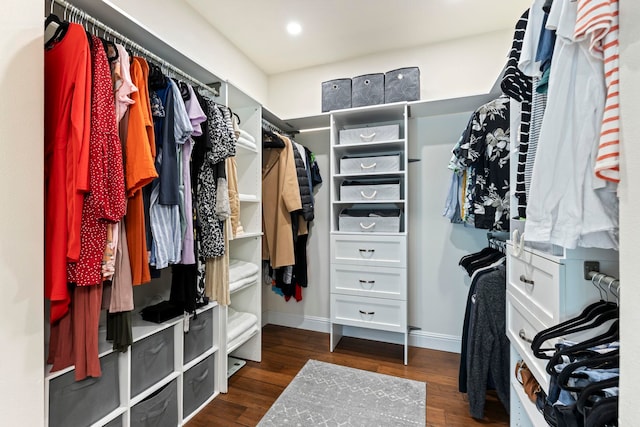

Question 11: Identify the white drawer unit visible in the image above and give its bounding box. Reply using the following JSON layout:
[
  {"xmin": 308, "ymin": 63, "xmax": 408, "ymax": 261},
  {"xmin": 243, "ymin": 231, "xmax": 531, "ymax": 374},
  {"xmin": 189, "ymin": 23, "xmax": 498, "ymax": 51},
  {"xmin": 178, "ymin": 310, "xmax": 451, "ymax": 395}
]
[
  {"xmin": 331, "ymin": 264, "xmax": 406, "ymax": 299},
  {"xmin": 331, "ymin": 234, "xmax": 406, "ymax": 267},
  {"xmin": 506, "ymin": 243, "xmax": 619, "ymax": 427},
  {"xmin": 331, "ymin": 294, "xmax": 406, "ymax": 333},
  {"xmin": 329, "ymin": 103, "xmax": 409, "ymax": 364}
]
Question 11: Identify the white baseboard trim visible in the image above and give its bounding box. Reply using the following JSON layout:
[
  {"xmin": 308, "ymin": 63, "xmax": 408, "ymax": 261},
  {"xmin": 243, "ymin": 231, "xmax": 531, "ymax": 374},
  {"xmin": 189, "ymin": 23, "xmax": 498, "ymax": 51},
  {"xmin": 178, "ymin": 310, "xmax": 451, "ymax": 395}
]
[{"xmin": 263, "ymin": 311, "xmax": 461, "ymax": 354}]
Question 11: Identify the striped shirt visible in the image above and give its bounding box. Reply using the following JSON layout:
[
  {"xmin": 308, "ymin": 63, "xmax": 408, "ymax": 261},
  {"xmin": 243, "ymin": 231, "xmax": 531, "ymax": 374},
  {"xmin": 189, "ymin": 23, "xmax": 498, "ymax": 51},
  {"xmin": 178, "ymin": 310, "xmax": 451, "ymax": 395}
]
[{"xmin": 575, "ymin": 0, "xmax": 620, "ymax": 183}]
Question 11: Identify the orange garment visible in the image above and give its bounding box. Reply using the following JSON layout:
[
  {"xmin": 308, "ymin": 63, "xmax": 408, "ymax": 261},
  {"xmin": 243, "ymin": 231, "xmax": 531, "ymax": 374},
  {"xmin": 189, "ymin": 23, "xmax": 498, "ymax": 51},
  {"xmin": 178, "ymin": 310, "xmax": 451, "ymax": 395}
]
[
  {"xmin": 44, "ymin": 23, "xmax": 92, "ymax": 323},
  {"xmin": 125, "ymin": 57, "xmax": 157, "ymax": 285}
]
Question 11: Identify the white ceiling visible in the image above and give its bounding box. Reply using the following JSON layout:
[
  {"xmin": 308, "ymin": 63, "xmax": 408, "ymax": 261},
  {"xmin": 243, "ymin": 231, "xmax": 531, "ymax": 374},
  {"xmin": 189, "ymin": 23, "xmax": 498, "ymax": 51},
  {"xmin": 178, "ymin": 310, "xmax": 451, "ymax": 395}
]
[{"xmin": 185, "ymin": 0, "xmax": 532, "ymax": 75}]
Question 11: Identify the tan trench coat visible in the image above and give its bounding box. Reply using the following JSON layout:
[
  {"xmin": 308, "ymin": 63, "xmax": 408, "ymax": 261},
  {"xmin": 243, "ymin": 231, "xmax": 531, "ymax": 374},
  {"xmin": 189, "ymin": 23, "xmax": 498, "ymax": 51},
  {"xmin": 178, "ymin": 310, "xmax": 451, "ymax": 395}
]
[{"xmin": 262, "ymin": 135, "xmax": 302, "ymax": 268}]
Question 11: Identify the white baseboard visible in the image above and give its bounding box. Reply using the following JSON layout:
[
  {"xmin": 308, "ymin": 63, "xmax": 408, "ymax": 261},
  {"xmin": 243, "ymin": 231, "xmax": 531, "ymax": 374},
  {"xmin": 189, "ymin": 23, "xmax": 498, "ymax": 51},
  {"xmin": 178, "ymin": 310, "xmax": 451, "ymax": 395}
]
[{"xmin": 263, "ymin": 310, "xmax": 461, "ymax": 354}]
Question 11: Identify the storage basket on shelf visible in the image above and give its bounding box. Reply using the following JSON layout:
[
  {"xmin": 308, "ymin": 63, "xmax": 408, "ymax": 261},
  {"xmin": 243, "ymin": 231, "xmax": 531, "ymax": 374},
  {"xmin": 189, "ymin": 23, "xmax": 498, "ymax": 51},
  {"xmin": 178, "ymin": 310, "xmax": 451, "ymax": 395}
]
[
  {"xmin": 339, "ymin": 153, "xmax": 401, "ymax": 174},
  {"xmin": 351, "ymin": 73, "xmax": 385, "ymax": 108},
  {"xmin": 385, "ymin": 67, "xmax": 420, "ymax": 103},
  {"xmin": 338, "ymin": 124, "xmax": 399, "ymax": 144},
  {"xmin": 321, "ymin": 78, "xmax": 352, "ymax": 112},
  {"xmin": 338, "ymin": 206, "xmax": 402, "ymax": 233},
  {"xmin": 340, "ymin": 178, "xmax": 401, "ymax": 201}
]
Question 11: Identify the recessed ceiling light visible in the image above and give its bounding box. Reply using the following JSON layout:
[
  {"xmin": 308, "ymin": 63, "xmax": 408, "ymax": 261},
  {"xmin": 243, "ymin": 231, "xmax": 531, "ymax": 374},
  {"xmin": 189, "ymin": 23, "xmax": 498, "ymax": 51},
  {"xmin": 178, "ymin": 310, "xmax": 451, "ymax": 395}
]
[{"xmin": 287, "ymin": 21, "xmax": 302, "ymax": 36}]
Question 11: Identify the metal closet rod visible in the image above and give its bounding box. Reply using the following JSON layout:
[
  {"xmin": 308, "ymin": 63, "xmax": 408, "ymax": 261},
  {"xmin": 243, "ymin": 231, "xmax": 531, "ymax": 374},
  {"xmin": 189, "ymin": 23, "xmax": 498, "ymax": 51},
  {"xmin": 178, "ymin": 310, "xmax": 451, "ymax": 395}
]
[
  {"xmin": 50, "ymin": 0, "xmax": 221, "ymax": 97},
  {"xmin": 587, "ymin": 270, "xmax": 620, "ymax": 297}
]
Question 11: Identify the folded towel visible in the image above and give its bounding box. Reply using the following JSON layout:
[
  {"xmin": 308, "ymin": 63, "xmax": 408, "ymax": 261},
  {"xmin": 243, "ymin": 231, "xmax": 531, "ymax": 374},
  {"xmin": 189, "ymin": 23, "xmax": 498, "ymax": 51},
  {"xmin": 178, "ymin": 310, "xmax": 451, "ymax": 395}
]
[
  {"xmin": 229, "ymin": 274, "xmax": 259, "ymax": 294},
  {"xmin": 238, "ymin": 129, "xmax": 256, "ymax": 144},
  {"xmin": 237, "ymin": 136, "xmax": 257, "ymax": 151},
  {"xmin": 227, "ymin": 308, "xmax": 258, "ymax": 343},
  {"xmin": 229, "ymin": 259, "xmax": 260, "ymax": 283}
]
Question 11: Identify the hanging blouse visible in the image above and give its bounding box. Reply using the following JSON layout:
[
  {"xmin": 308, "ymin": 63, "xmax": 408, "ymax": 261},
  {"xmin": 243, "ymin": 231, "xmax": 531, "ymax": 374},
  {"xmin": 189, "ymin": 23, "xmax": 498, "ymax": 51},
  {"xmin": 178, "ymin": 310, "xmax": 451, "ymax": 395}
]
[
  {"xmin": 456, "ymin": 96, "xmax": 511, "ymax": 231},
  {"xmin": 67, "ymin": 34, "xmax": 126, "ymax": 286}
]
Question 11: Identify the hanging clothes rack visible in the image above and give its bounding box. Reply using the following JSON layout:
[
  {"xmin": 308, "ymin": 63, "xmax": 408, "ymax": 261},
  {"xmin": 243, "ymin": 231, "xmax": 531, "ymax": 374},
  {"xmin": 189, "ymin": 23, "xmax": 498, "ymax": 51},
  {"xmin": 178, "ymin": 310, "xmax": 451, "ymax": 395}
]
[
  {"xmin": 49, "ymin": 0, "xmax": 220, "ymax": 97},
  {"xmin": 261, "ymin": 118, "xmax": 296, "ymax": 139},
  {"xmin": 587, "ymin": 271, "xmax": 620, "ymax": 301}
]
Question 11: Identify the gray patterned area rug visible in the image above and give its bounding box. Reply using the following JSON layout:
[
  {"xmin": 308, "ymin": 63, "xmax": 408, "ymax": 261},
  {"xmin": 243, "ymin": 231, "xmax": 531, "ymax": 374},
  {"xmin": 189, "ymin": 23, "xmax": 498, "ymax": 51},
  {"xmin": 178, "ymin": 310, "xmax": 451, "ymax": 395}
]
[{"xmin": 257, "ymin": 359, "xmax": 426, "ymax": 426}]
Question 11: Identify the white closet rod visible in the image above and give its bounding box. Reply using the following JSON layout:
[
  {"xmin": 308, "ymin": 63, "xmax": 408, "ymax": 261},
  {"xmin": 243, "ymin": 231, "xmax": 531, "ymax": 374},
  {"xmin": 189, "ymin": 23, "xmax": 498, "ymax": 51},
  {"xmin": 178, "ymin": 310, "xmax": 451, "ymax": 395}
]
[{"xmin": 50, "ymin": 0, "xmax": 221, "ymax": 98}]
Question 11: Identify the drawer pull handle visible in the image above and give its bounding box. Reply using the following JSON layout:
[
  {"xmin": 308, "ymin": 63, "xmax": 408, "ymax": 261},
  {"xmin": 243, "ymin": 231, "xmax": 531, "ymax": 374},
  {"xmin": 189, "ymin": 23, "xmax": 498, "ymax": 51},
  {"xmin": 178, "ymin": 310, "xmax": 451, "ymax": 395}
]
[
  {"xmin": 360, "ymin": 190, "xmax": 378, "ymax": 199},
  {"xmin": 360, "ymin": 162, "xmax": 377, "ymax": 169},
  {"xmin": 358, "ymin": 280, "xmax": 375, "ymax": 284},
  {"xmin": 359, "ymin": 310, "xmax": 375, "ymax": 315},
  {"xmin": 519, "ymin": 275, "xmax": 535, "ymax": 285},
  {"xmin": 519, "ymin": 329, "xmax": 533, "ymax": 344},
  {"xmin": 359, "ymin": 222, "xmax": 376, "ymax": 230},
  {"xmin": 358, "ymin": 248, "xmax": 375, "ymax": 253},
  {"xmin": 358, "ymin": 279, "xmax": 375, "ymax": 289},
  {"xmin": 360, "ymin": 132, "xmax": 376, "ymax": 142}
]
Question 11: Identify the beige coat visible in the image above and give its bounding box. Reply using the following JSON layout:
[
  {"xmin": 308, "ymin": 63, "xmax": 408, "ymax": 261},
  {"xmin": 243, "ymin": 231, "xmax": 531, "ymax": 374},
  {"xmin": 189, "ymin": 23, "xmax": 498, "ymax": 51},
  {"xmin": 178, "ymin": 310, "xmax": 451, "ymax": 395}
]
[{"xmin": 262, "ymin": 135, "xmax": 302, "ymax": 268}]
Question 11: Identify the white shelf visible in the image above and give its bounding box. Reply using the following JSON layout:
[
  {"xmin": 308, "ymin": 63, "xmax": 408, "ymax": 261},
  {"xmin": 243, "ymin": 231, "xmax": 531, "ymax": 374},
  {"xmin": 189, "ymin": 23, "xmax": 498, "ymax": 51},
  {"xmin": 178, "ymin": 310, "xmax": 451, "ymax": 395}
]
[
  {"xmin": 131, "ymin": 315, "xmax": 181, "ymax": 342},
  {"xmin": 231, "ymin": 231, "xmax": 263, "ymax": 240},
  {"xmin": 332, "ymin": 139, "xmax": 405, "ymax": 152}
]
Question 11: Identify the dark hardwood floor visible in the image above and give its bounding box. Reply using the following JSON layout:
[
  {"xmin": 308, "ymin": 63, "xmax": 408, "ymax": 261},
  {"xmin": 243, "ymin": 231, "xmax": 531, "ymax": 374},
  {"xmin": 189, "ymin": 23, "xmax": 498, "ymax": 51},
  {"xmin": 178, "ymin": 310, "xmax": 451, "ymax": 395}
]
[{"xmin": 187, "ymin": 324, "xmax": 509, "ymax": 427}]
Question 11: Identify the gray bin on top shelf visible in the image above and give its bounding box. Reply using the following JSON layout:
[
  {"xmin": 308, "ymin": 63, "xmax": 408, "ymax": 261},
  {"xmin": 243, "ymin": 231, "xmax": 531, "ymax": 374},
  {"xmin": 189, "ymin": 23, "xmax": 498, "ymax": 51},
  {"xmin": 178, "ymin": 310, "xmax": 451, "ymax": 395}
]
[
  {"xmin": 352, "ymin": 73, "xmax": 385, "ymax": 108},
  {"xmin": 322, "ymin": 78, "xmax": 352, "ymax": 112},
  {"xmin": 385, "ymin": 67, "xmax": 420, "ymax": 103}
]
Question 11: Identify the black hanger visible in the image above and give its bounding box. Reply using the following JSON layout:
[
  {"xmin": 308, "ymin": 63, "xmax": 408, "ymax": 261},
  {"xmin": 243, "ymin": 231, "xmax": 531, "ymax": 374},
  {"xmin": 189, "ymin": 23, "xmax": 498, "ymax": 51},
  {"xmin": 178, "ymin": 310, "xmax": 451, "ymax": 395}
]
[
  {"xmin": 531, "ymin": 302, "xmax": 618, "ymax": 359},
  {"xmin": 44, "ymin": 14, "xmax": 68, "ymax": 48},
  {"xmin": 545, "ymin": 319, "xmax": 619, "ymax": 375},
  {"xmin": 576, "ymin": 377, "xmax": 619, "ymax": 415},
  {"xmin": 262, "ymin": 130, "xmax": 285, "ymax": 148},
  {"xmin": 178, "ymin": 81, "xmax": 191, "ymax": 101},
  {"xmin": 148, "ymin": 63, "xmax": 167, "ymax": 90},
  {"xmin": 555, "ymin": 349, "xmax": 619, "ymax": 392}
]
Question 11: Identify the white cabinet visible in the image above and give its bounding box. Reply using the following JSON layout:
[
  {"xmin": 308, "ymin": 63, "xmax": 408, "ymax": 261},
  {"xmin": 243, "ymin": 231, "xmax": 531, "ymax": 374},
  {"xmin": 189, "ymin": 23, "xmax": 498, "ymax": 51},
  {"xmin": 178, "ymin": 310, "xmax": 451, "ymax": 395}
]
[
  {"xmin": 45, "ymin": 303, "xmax": 221, "ymax": 427},
  {"xmin": 506, "ymin": 244, "xmax": 618, "ymax": 427},
  {"xmin": 329, "ymin": 103, "xmax": 409, "ymax": 364}
]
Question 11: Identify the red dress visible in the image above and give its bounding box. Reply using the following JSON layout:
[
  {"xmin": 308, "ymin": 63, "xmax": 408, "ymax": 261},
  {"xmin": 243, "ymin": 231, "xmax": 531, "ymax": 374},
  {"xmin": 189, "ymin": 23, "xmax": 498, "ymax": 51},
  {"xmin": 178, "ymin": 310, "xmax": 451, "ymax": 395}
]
[{"xmin": 44, "ymin": 23, "xmax": 92, "ymax": 323}]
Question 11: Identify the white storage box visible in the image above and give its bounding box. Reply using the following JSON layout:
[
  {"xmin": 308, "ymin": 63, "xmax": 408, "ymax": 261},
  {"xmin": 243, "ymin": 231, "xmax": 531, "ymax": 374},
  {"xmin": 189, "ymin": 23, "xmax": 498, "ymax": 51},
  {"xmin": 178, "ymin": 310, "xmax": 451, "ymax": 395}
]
[
  {"xmin": 339, "ymin": 207, "xmax": 402, "ymax": 233},
  {"xmin": 339, "ymin": 124, "xmax": 399, "ymax": 144},
  {"xmin": 340, "ymin": 179, "xmax": 401, "ymax": 201},
  {"xmin": 340, "ymin": 153, "xmax": 400, "ymax": 174}
]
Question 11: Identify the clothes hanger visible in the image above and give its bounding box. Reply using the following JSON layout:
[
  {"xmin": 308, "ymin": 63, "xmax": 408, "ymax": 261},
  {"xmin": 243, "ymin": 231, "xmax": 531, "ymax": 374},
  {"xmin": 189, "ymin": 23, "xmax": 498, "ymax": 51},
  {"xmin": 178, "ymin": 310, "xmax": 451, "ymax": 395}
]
[
  {"xmin": 262, "ymin": 129, "xmax": 285, "ymax": 149},
  {"xmin": 531, "ymin": 275, "xmax": 618, "ymax": 358},
  {"xmin": 545, "ymin": 319, "xmax": 619, "ymax": 375},
  {"xmin": 533, "ymin": 305, "xmax": 619, "ymax": 360},
  {"xmin": 555, "ymin": 349, "xmax": 619, "ymax": 392},
  {"xmin": 576, "ymin": 377, "xmax": 619, "ymax": 416}
]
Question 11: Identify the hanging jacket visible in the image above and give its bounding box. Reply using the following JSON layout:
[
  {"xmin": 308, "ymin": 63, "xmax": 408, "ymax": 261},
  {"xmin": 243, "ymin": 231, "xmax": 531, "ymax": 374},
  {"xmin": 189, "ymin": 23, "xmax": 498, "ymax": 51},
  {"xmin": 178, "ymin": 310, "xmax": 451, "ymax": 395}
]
[{"xmin": 293, "ymin": 142, "xmax": 314, "ymax": 222}]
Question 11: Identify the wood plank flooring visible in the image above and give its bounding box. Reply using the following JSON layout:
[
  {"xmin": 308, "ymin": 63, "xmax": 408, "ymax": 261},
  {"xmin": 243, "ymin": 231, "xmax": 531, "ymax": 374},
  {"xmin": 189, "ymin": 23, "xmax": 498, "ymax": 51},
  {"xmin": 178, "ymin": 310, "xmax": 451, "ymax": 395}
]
[{"xmin": 186, "ymin": 325, "xmax": 509, "ymax": 427}]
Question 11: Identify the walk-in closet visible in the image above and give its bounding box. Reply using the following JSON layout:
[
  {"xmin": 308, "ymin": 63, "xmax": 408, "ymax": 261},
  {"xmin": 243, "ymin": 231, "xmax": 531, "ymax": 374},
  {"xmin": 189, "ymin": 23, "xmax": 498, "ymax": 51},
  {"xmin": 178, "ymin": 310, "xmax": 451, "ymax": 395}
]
[{"xmin": 1, "ymin": 0, "xmax": 639, "ymax": 426}]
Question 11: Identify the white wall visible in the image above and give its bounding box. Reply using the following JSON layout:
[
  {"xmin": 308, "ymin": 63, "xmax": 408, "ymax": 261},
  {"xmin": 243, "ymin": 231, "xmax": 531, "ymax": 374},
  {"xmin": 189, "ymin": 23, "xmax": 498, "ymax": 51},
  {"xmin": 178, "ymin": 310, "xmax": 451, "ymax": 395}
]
[
  {"xmin": 618, "ymin": 1, "xmax": 640, "ymax": 424},
  {"xmin": 268, "ymin": 30, "xmax": 512, "ymax": 120},
  {"xmin": 0, "ymin": 0, "xmax": 44, "ymax": 424}
]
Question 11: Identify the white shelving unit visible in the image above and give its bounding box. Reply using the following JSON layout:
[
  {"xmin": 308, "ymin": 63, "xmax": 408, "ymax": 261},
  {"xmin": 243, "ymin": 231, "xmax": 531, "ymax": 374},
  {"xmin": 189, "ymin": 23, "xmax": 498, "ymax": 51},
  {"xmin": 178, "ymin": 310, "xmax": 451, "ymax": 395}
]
[
  {"xmin": 45, "ymin": 303, "xmax": 221, "ymax": 427},
  {"xmin": 224, "ymin": 83, "xmax": 263, "ymax": 382},
  {"xmin": 328, "ymin": 103, "xmax": 410, "ymax": 364}
]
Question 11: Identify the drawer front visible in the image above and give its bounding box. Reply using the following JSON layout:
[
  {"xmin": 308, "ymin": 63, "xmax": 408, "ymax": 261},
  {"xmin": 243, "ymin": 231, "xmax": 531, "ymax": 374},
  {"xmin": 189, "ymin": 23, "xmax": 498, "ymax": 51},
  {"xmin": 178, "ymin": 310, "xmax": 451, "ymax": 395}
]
[
  {"xmin": 340, "ymin": 182, "xmax": 400, "ymax": 201},
  {"xmin": 131, "ymin": 327, "xmax": 175, "ymax": 397},
  {"xmin": 331, "ymin": 264, "xmax": 406, "ymax": 300},
  {"xmin": 331, "ymin": 294, "xmax": 406, "ymax": 332},
  {"xmin": 130, "ymin": 379, "xmax": 178, "ymax": 427},
  {"xmin": 508, "ymin": 247, "xmax": 562, "ymax": 326},
  {"xmin": 184, "ymin": 308, "xmax": 214, "ymax": 364},
  {"xmin": 49, "ymin": 352, "xmax": 120, "ymax": 427},
  {"xmin": 331, "ymin": 235, "xmax": 406, "ymax": 267},
  {"xmin": 506, "ymin": 295, "xmax": 551, "ymax": 392},
  {"xmin": 183, "ymin": 354, "xmax": 216, "ymax": 418}
]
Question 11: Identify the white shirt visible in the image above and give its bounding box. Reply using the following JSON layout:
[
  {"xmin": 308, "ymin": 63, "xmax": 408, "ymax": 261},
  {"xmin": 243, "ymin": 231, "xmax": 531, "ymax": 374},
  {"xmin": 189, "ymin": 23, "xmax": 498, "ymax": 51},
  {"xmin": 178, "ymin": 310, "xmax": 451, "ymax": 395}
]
[
  {"xmin": 518, "ymin": 0, "xmax": 547, "ymax": 77},
  {"xmin": 524, "ymin": 0, "xmax": 618, "ymax": 250}
]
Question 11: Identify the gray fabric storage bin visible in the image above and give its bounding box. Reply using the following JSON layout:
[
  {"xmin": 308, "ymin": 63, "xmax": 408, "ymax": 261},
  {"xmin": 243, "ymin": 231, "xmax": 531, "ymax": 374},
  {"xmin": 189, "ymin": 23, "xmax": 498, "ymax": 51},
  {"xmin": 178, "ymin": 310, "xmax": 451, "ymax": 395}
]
[
  {"xmin": 339, "ymin": 207, "xmax": 402, "ymax": 232},
  {"xmin": 130, "ymin": 379, "xmax": 178, "ymax": 427},
  {"xmin": 385, "ymin": 67, "xmax": 420, "ymax": 103},
  {"xmin": 183, "ymin": 354, "xmax": 216, "ymax": 418},
  {"xmin": 104, "ymin": 416, "xmax": 124, "ymax": 427},
  {"xmin": 131, "ymin": 326, "xmax": 174, "ymax": 397},
  {"xmin": 340, "ymin": 179, "xmax": 401, "ymax": 201},
  {"xmin": 184, "ymin": 308, "xmax": 213, "ymax": 364},
  {"xmin": 339, "ymin": 124, "xmax": 399, "ymax": 144},
  {"xmin": 352, "ymin": 73, "xmax": 384, "ymax": 108},
  {"xmin": 49, "ymin": 352, "xmax": 120, "ymax": 427},
  {"xmin": 322, "ymin": 78, "xmax": 352, "ymax": 112},
  {"xmin": 340, "ymin": 153, "xmax": 401, "ymax": 174}
]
